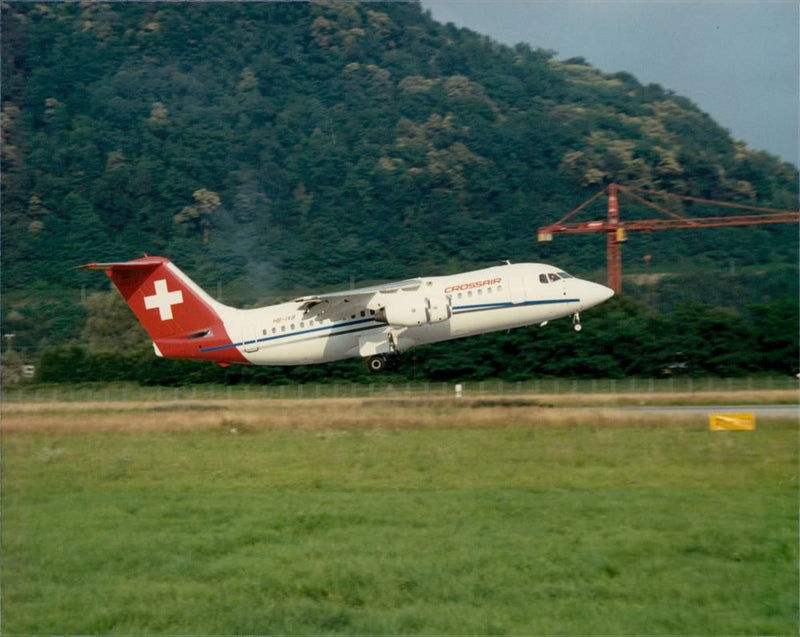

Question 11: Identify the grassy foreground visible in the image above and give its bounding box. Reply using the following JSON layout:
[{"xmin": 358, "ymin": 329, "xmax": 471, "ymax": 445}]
[{"xmin": 2, "ymin": 398, "xmax": 797, "ymax": 635}]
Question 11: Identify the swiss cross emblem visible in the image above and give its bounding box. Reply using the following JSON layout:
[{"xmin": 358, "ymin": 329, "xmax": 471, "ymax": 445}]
[{"xmin": 144, "ymin": 279, "xmax": 184, "ymax": 321}]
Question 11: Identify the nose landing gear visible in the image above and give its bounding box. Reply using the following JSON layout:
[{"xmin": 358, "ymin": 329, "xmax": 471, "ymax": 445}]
[{"xmin": 572, "ymin": 312, "xmax": 582, "ymax": 332}]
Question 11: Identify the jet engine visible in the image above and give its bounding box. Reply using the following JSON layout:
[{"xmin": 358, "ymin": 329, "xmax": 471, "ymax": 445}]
[{"xmin": 374, "ymin": 294, "xmax": 451, "ymax": 327}]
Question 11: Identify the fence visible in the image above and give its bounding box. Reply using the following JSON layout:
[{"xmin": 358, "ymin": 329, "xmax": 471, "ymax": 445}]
[{"xmin": 3, "ymin": 376, "xmax": 798, "ymax": 403}]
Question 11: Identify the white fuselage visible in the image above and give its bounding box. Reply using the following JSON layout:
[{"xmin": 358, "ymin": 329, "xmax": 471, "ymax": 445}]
[{"xmin": 202, "ymin": 263, "xmax": 613, "ymax": 365}]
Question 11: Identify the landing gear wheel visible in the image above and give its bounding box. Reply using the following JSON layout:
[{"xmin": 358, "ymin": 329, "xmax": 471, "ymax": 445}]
[
  {"xmin": 367, "ymin": 354, "xmax": 401, "ymax": 373},
  {"xmin": 367, "ymin": 355, "xmax": 387, "ymax": 373}
]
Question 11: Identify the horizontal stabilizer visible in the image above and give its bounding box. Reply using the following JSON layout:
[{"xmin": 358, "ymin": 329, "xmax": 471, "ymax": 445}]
[{"xmin": 78, "ymin": 257, "xmax": 168, "ymax": 271}]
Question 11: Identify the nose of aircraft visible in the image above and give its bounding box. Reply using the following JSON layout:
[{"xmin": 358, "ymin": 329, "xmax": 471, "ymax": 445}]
[{"xmin": 578, "ymin": 280, "xmax": 615, "ymax": 310}]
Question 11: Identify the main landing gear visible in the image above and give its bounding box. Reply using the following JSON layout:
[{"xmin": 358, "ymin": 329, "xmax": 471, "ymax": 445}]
[
  {"xmin": 367, "ymin": 353, "xmax": 401, "ymax": 373},
  {"xmin": 572, "ymin": 312, "xmax": 582, "ymax": 332}
]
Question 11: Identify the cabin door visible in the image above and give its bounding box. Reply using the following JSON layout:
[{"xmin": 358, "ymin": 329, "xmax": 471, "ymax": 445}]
[
  {"xmin": 509, "ymin": 272, "xmax": 527, "ymax": 305},
  {"xmin": 242, "ymin": 327, "xmax": 259, "ymax": 353}
]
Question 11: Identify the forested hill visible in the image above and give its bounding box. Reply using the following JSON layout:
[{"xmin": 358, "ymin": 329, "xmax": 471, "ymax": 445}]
[{"xmin": 2, "ymin": 3, "xmax": 797, "ymax": 320}]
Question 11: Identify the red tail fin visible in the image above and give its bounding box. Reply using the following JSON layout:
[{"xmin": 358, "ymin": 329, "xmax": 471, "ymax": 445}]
[{"xmin": 80, "ymin": 256, "xmax": 247, "ymax": 363}]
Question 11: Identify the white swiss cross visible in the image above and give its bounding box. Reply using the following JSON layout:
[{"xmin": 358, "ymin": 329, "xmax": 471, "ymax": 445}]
[{"xmin": 143, "ymin": 279, "xmax": 184, "ymax": 321}]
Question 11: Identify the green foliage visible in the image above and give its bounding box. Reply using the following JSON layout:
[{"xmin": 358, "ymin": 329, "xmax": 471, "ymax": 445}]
[
  {"xmin": 31, "ymin": 295, "xmax": 798, "ymax": 385},
  {"xmin": 2, "ymin": 1, "xmax": 796, "ymax": 371}
]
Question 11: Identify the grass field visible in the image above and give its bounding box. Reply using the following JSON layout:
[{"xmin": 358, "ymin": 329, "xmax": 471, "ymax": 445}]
[{"xmin": 2, "ymin": 396, "xmax": 797, "ymax": 635}]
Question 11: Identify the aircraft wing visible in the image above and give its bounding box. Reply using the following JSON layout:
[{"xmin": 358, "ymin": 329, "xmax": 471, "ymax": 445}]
[{"xmin": 295, "ymin": 278, "xmax": 422, "ymax": 317}]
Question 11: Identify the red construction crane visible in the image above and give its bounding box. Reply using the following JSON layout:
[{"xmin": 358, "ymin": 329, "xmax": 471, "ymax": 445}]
[{"xmin": 537, "ymin": 183, "xmax": 800, "ymax": 293}]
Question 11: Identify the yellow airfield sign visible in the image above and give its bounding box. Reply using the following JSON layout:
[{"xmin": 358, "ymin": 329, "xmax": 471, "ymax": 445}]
[{"xmin": 709, "ymin": 413, "xmax": 756, "ymax": 431}]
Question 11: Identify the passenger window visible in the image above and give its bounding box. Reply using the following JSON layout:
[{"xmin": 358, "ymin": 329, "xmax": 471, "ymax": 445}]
[
  {"xmin": 300, "ymin": 322, "xmax": 305, "ymax": 329},
  {"xmin": 281, "ymin": 325, "xmax": 286, "ymax": 333},
  {"xmin": 539, "ymin": 274, "xmax": 548, "ymax": 284}
]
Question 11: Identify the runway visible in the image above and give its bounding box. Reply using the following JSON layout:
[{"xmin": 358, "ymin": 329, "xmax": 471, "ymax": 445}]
[{"xmin": 621, "ymin": 404, "xmax": 798, "ymax": 420}]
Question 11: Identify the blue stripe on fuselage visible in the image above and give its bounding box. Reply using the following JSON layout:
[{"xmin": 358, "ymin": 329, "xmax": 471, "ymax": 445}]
[
  {"xmin": 452, "ymin": 298, "xmax": 579, "ymax": 313},
  {"xmin": 200, "ymin": 317, "xmax": 378, "ymax": 353}
]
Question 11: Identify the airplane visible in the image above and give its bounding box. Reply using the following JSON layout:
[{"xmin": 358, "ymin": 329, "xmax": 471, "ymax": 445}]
[{"xmin": 80, "ymin": 256, "xmax": 613, "ymax": 372}]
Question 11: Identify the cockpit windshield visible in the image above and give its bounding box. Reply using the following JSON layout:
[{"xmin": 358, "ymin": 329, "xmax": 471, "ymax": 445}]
[{"xmin": 539, "ymin": 271, "xmax": 574, "ymax": 284}]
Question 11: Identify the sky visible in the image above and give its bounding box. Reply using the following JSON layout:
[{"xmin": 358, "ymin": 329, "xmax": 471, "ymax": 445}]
[{"xmin": 422, "ymin": 0, "xmax": 799, "ymax": 166}]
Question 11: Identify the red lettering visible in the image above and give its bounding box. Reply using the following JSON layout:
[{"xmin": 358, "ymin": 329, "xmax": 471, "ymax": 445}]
[{"xmin": 444, "ymin": 277, "xmax": 502, "ymax": 294}]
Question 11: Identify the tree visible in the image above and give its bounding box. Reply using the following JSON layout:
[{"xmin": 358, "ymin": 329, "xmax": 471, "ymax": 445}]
[
  {"xmin": 174, "ymin": 188, "xmax": 222, "ymax": 244},
  {"xmin": 82, "ymin": 291, "xmax": 148, "ymax": 353}
]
